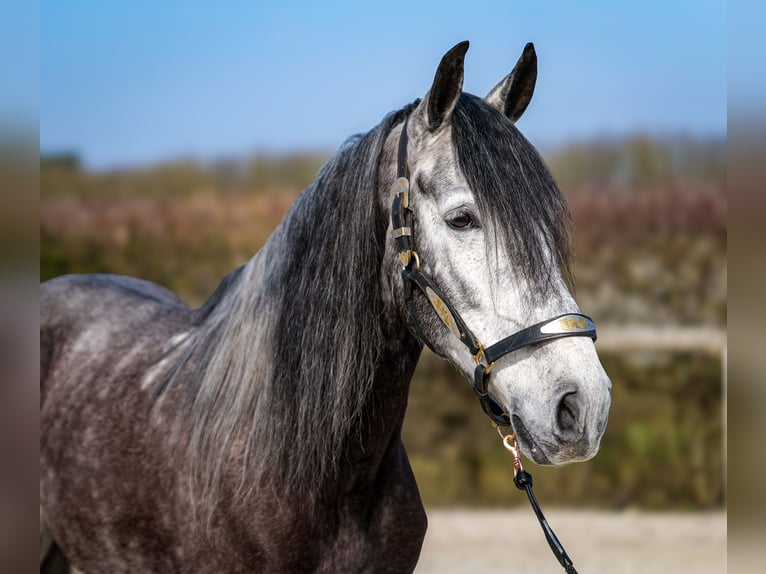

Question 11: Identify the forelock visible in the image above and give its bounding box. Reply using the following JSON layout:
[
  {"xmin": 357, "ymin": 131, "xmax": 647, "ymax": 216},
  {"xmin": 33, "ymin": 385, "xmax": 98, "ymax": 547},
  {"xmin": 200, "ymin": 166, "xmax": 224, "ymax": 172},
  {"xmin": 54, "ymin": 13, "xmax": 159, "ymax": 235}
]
[{"xmin": 451, "ymin": 93, "xmax": 573, "ymax": 296}]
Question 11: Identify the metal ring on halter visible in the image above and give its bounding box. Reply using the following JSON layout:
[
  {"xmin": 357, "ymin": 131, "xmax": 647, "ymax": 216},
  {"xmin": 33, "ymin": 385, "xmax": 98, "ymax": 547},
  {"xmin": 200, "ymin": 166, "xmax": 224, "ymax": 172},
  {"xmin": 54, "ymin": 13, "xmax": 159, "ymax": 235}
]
[
  {"xmin": 494, "ymin": 424, "xmax": 513, "ymax": 441},
  {"xmin": 473, "ymin": 343, "xmax": 495, "ymax": 374}
]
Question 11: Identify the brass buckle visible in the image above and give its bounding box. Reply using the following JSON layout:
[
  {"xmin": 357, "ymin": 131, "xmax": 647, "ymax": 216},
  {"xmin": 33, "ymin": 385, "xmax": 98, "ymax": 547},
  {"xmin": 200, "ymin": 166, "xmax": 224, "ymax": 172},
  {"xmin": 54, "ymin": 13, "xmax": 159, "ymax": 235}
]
[
  {"xmin": 473, "ymin": 342, "xmax": 495, "ymax": 374},
  {"xmin": 399, "ymin": 249, "xmax": 420, "ymax": 270},
  {"xmin": 390, "ymin": 177, "xmax": 409, "ymax": 207}
]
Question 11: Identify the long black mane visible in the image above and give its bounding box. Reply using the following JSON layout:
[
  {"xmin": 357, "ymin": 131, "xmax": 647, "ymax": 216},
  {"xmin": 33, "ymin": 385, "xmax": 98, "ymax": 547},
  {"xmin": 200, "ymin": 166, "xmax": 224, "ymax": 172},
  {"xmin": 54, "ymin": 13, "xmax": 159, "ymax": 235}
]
[{"xmin": 160, "ymin": 103, "xmax": 417, "ymax": 505}]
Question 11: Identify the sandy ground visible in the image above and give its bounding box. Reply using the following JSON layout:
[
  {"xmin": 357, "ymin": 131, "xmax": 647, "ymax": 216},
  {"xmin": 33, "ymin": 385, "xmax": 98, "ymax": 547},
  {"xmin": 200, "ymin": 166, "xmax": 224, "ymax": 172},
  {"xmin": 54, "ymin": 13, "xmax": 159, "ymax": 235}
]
[{"xmin": 415, "ymin": 509, "xmax": 726, "ymax": 574}]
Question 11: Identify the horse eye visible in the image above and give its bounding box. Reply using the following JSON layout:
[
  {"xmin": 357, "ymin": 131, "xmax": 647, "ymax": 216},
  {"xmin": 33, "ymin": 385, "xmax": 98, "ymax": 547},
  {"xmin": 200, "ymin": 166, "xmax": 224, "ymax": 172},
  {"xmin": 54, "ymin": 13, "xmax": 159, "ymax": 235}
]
[{"xmin": 446, "ymin": 211, "xmax": 473, "ymax": 229}]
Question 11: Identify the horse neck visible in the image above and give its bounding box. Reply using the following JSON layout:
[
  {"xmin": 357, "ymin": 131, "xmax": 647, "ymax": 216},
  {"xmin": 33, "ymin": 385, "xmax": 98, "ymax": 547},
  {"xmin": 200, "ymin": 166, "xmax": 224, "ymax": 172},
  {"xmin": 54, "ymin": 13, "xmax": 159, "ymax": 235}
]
[
  {"xmin": 270, "ymin": 209, "xmax": 424, "ymax": 488},
  {"xmin": 340, "ymin": 306, "xmax": 423, "ymax": 489},
  {"xmin": 232, "ymin": 173, "xmax": 423, "ymax": 500}
]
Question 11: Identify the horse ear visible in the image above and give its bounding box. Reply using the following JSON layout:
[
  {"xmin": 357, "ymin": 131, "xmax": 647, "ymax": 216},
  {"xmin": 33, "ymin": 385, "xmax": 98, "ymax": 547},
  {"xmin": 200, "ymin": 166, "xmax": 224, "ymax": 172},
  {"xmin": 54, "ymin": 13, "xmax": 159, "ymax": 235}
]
[
  {"xmin": 423, "ymin": 41, "xmax": 469, "ymax": 131},
  {"xmin": 485, "ymin": 42, "xmax": 537, "ymax": 123}
]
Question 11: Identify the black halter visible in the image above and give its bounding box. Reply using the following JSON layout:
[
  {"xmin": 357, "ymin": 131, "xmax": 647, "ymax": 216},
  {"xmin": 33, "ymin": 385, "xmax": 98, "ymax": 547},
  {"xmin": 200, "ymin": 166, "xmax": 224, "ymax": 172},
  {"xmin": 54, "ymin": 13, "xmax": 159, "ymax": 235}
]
[
  {"xmin": 392, "ymin": 115, "xmax": 588, "ymax": 574},
  {"xmin": 391, "ymin": 116, "xmax": 597, "ymax": 426}
]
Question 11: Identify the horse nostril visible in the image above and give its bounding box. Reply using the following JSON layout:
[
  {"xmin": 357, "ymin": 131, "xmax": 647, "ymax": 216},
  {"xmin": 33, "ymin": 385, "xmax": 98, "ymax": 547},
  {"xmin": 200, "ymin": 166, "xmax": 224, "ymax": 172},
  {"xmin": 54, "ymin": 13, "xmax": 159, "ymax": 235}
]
[{"xmin": 556, "ymin": 391, "xmax": 582, "ymax": 439}]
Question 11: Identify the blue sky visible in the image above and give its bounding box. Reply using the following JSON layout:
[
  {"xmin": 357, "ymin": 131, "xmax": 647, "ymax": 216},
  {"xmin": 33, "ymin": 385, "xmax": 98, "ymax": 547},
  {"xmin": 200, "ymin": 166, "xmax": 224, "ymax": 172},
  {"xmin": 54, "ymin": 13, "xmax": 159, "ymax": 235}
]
[{"xmin": 40, "ymin": 0, "xmax": 726, "ymax": 169}]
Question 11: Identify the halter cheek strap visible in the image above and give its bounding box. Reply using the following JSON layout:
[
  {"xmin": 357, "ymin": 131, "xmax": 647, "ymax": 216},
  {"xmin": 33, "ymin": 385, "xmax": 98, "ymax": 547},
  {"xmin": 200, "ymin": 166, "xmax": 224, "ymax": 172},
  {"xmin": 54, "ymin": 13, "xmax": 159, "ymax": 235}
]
[{"xmin": 391, "ymin": 116, "xmax": 597, "ymax": 426}]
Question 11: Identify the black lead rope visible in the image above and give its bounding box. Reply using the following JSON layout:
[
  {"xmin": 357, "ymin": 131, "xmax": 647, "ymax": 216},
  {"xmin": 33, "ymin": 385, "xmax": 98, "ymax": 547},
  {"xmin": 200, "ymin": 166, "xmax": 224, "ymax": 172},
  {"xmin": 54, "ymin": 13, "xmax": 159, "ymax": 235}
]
[
  {"xmin": 514, "ymin": 470, "xmax": 578, "ymax": 574},
  {"xmin": 393, "ymin": 115, "xmax": 588, "ymax": 573},
  {"xmin": 502, "ymin": 434, "xmax": 578, "ymax": 573}
]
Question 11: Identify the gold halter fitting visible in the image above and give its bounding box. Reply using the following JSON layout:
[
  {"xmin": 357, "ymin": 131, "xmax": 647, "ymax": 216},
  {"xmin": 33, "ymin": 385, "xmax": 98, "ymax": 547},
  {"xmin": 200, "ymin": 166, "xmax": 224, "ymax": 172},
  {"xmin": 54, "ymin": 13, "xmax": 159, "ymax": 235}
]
[{"xmin": 473, "ymin": 342, "xmax": 496, "ymax": 374}]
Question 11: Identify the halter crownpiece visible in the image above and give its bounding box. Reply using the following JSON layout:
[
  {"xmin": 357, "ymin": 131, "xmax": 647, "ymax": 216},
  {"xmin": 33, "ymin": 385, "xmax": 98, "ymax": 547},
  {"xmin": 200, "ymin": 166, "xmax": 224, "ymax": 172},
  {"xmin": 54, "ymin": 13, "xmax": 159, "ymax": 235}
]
[{"xmin": 391, "ymin": 115, "xmax": 597, "ymax": 426}]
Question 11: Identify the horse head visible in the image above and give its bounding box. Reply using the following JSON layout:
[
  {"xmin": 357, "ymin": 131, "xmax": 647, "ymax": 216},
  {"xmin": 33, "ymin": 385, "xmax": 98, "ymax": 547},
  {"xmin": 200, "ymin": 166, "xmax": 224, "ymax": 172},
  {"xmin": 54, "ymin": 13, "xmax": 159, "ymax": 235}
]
[{"xmin": 382, "ymin": 41, "xmax": 611, "ymax": 466}]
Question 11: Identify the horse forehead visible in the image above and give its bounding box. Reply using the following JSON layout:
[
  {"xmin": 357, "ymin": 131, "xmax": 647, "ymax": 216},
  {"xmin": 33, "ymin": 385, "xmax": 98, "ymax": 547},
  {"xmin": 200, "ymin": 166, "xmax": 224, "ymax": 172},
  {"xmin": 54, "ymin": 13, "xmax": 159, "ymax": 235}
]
[{"xmin": 415, "ymin": 140, "xmax": 469, "ymax": 199}]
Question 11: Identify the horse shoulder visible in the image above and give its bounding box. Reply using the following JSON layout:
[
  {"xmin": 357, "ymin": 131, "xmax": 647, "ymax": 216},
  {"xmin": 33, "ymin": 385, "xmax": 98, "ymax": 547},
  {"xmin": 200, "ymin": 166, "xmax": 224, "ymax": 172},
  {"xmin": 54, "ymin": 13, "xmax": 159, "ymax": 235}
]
[{"xmin": 40, "ymin": 275, "xmax": 197, "ymax": 571}]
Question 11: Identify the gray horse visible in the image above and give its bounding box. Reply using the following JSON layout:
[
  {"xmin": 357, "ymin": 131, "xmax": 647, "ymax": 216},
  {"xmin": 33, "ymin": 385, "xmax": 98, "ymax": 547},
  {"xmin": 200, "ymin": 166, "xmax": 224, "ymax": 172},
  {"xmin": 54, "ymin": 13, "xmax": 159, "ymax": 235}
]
[{"xmin": 41, "ymin": 42, "xmax": 611, "ymax": 573}]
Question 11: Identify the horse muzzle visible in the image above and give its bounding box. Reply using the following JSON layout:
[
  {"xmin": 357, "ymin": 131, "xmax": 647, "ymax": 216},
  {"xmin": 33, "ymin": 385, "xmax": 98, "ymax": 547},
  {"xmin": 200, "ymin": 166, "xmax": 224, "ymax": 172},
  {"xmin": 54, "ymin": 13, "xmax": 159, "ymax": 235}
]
[{"xmin": 509, "ymin": 382, "xmax": 611, "ymax": 466}]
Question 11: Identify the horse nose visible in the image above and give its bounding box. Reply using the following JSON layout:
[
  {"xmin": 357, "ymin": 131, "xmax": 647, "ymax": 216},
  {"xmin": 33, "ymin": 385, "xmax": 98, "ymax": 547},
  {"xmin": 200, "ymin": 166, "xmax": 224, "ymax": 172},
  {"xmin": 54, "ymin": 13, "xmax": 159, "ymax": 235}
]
[{"xmin": 555, "ymin": 391, "xmax": 585, "ymax": 441}]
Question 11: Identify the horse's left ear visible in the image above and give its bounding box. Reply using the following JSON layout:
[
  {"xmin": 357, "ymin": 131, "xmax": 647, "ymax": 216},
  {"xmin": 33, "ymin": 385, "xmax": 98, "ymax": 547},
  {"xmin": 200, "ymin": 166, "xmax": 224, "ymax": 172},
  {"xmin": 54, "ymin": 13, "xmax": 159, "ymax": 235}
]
[
  {"xmin": 485, "ymin": 42, "xmax": 537, "ymax": 123},
  {"xmin": 420, "ymin": 41, "xmax": 469, "ymax": 132}
]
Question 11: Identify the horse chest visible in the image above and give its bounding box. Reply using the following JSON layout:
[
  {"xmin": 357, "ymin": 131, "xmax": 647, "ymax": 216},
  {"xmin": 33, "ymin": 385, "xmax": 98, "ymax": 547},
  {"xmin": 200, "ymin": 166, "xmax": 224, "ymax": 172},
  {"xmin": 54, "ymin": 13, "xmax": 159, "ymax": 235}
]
[{"xmin": 214, "ymin": 441, "xmax": 427, "ymax": 573}]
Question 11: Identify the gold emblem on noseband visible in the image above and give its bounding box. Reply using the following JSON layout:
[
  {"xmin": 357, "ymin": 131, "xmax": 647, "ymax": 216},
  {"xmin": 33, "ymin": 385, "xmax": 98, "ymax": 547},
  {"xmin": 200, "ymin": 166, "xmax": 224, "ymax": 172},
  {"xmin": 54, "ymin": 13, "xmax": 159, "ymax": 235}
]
[{"xmin": 558, "ymin": 316, "xmax": 587, "ymax": 331}]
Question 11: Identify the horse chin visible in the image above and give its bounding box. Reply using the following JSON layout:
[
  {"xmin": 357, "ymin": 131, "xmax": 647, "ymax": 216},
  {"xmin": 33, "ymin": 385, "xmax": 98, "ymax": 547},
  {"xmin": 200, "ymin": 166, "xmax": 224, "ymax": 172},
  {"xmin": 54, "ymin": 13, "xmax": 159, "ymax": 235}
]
[
  {"xmin": 546, "ymin": 447, "xmax": 600, "ymax": 467},
  {"xmin": 510, "ymin": 414, "xmax": 553, "ymax": 466}
]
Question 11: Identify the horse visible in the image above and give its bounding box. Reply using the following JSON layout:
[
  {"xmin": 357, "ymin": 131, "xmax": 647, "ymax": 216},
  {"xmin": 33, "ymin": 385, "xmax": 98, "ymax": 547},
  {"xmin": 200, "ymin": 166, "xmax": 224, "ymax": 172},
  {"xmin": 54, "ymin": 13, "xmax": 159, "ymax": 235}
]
[{"xmin": 40, "ymin": 41, "xmax": 612, "ymax": 573}]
